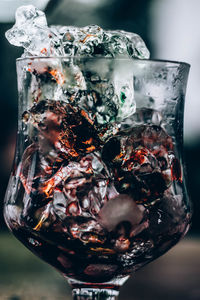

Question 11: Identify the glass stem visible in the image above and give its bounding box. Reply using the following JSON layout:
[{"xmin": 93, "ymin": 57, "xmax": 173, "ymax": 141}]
[{"xmin": 72, "ymin": 288, "xmax": 119, "ymax": 300}]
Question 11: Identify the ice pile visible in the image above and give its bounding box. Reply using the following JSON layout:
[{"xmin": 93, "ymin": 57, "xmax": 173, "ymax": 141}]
[
  {"xmin": 6, "ymin": 5, "xmax": 150, "ymax": 59},
  {"xmin": 6, "ymin": 5, "xmax": 151, "ymax": 128}
]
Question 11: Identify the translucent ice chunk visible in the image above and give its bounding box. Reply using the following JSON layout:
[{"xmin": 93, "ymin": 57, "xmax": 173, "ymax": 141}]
[
  {"xmin": 60, "ymin": 26, "xmax": 150, "ymax": 59},
  {"xmin": 69, "ymin": 58, "xmax": 135, "ymax": 126},
  {"xmin": 112, "ymin": 59, "xmax": 135, "ymax": 120},
  {"xmin": 102, "ymin": 124, "xmax": 176, "ymax": 205},
  {"xmin": 5, "ymin": 5, "xmax": 52, "ymax": 56},
  {"xmin": 15, "ymin": 5, "xmax": 47, "ymax": 27},
  {"xmin": 119, "ymin": 30, "xmax": 150, "ymax": 59},
  {"xmin": 104, "ymin": 30, "xmax": 150, "ymax": 59},
  {"xmin": 67, "ymin": 25, "xmax": 104, "ymax": 56}
]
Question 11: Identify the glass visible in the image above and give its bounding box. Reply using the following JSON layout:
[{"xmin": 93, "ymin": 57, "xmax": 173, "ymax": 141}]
[{"xmin": 4, "ymin": 57, "xmax": 191, "ymax": 300}]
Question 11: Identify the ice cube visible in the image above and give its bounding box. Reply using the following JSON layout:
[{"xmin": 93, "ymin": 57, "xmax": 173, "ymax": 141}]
[
  {"xmin": 101, "ymin": 29, "xmax": 150, "ymax": 59},
  {"xmin": 102, "ymin": 125, "xmax": 176, "ymax": 205},
  {"xmin": 76, "ymin": 25, "xmax": 104, "ymax": 56},
  {"xmin": 26, "ymin": 99, "xmax": 101, "ymax": 157},
  {"xmin": 61, "ymin": 155, "xmax": 109, "ymax": 216},
  {"xmin": 104, "ymin": 31, "xmax": 128, "ymax": 56},
  {"xmin": 122, "ymin": 30, "xmax": 150, "ymax": 59},
  {"xmin": 5, "ymin": 5, "xmax": 52, "ymax": 56},
  {"xmin": 15, "ymin": 5, "xmax": 47, "ymax": 27},
  {"xmin": 70, "ymin": 58, "xmax": 135, "ymax": 127}
]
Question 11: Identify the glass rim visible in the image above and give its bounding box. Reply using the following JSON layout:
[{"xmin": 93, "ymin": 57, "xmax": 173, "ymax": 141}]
[{"xmin": 16, "ymin": 56, "xmax": 190, "ymax": 68}]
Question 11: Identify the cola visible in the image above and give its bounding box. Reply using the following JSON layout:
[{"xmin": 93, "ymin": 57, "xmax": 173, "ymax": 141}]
[{"xmin": 6, "ymin": 99, "xmax": 188, "ymax": 284}]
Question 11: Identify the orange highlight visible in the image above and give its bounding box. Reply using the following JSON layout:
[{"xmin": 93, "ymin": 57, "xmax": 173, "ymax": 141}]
[
  {"xmin": 90, "ymin": 247, "xmax": 115, "ymax": 255},
  {"xmin": 82, "ymin": 137, "xmax": 93, "ymax": 145},
  {"xmin": 86, "ymin": 145, "xmax": 95, "ymax": 152},
  {"xmin": 49, "ymin": 69, "xmax": 65, "ymax": 85},
  {"xmin": 80, "ymin": 110, "xmax": 94, "ymax": 125},
  {"xmin": 41, "ymin": 48, "xmax": 48, "ymax": 55},
  {"xmin": 80, "ymin": 34, "xmax": 96, "ymax": 43}
]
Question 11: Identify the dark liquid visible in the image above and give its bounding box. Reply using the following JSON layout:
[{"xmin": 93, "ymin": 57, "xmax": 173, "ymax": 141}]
[
  {"xmin": 12, "ymin": 217, "xmax": 184, "ymax": 286},
  {"xmin": 5, "ymin": 100, "xmax": 190, "ymax": 286}
]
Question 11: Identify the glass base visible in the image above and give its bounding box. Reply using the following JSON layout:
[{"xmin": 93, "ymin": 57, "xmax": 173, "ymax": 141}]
[{"xmin": 72, "ymin": 288, "xmax": 119, "ymax": 300}]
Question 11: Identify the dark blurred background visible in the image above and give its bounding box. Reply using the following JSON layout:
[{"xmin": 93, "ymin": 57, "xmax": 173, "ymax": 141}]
[{"xmin": 0, "ymin": 0, "xmax": 199, "ymax": 299}]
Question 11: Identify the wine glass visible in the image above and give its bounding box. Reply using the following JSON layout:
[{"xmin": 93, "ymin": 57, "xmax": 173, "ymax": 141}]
[{"xmin": 4, "ymin": 57, "xmax": 191, "ymax": 300}]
